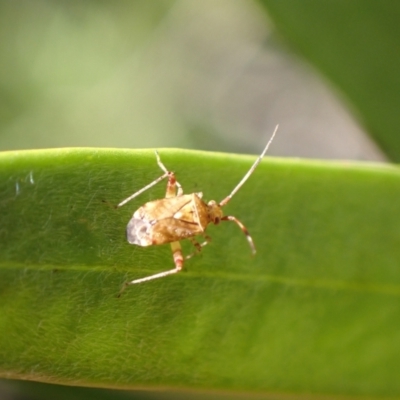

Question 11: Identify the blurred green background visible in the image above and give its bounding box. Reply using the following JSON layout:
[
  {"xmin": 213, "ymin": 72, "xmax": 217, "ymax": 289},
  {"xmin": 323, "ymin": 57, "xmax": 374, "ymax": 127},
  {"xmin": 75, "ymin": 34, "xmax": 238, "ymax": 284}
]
[
  {"xmin": 0, "ymin": 0, "xmax": 385, "ymax": 160},
  {"xmin": 2, "ymin": 0, "xmax": 400, "ymax": 399}
]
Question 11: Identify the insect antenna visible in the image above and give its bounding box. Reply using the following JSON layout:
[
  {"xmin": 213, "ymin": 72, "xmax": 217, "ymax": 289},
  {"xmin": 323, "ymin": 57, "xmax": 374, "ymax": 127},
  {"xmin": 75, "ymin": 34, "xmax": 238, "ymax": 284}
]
[{"xmin": 219, "ymin": 124, "xmax": 278, "ymax": 207}]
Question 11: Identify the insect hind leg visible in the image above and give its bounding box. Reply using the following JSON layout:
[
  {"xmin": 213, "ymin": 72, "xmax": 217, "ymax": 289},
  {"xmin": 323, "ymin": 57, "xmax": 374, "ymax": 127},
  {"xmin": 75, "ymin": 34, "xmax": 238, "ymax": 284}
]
[
  {"xmin": 121, "ymin": 265, "xmax": 181, "ymax": 287},
  {"xmin": 120, "ymin": 241, "xmax": 184, "ymax": 289},
  {"xmin": 155, "ymin": 152, "xmax": 187, "ymax": 278}
]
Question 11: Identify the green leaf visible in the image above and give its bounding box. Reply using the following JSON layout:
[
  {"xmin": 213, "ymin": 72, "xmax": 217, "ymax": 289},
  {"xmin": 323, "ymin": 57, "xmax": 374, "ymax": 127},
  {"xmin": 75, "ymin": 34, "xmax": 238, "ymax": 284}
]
[
  {"xmin": 257, "ymin": 0, "xmax": 400, "ymax": 161},
  {"xmin": 1, "ymin": 148, "xmax": 400, "ymax": 398}
]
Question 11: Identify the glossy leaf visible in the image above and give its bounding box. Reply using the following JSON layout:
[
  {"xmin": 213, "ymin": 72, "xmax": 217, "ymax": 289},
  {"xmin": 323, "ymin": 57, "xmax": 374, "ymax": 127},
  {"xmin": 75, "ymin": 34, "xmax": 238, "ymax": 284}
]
[{"xmin": 1, "ymin": 148, "xmax": 400, "ymax": 398}]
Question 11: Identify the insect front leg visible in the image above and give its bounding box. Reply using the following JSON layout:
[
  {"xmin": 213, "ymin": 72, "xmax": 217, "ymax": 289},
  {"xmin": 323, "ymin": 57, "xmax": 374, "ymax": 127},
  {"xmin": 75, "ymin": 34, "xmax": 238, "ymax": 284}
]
[
  {"xmin": 185, "ymin": 234, "xmax": 212, "ymax": 260},
  {"xmin": 221, "ymin": 215, "xmax": 256, "ymax": 255}
]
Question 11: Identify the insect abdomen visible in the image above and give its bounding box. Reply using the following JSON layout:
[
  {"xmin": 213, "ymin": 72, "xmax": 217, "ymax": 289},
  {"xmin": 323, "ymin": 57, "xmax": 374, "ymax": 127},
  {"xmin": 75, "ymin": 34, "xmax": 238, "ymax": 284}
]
[{"xmin": 126, "ymin": 218, "xmax": 154, "ymax": 247}]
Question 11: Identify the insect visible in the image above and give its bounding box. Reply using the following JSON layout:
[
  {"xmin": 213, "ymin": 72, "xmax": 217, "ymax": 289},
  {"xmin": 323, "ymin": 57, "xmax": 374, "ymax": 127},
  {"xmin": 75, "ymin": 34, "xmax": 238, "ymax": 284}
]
[{"xmin": 118, "ymin": 125, "xmax": 278, "ymax": 287}]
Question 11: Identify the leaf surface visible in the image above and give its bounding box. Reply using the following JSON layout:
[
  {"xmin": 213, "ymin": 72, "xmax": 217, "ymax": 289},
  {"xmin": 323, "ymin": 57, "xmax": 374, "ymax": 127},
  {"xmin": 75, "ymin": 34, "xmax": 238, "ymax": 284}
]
[{"xmin": 1, "ymin": 148, "xmax": 400, "ymax": 398}]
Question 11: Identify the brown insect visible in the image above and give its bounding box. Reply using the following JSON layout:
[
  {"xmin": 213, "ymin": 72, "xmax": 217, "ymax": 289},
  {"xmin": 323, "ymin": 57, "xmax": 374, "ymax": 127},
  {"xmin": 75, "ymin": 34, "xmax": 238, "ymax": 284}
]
[{"xmin": 118, "ymin": 125, "xmax": 278, "ymax": 286}]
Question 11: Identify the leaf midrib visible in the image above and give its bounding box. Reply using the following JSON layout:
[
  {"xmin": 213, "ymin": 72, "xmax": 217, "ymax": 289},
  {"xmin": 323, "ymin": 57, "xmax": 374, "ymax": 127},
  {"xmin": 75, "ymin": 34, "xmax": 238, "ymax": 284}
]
[{"xmin": 3, "ymin": 262, "xmax": 400, "ymax": 296}]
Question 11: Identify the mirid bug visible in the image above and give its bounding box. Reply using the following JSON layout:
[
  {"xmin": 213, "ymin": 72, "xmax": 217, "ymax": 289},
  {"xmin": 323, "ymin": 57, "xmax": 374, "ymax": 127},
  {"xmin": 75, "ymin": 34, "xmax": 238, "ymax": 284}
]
[{"xmin": 118, "ymin": 125, "xmax": 278, "ymax": 286}]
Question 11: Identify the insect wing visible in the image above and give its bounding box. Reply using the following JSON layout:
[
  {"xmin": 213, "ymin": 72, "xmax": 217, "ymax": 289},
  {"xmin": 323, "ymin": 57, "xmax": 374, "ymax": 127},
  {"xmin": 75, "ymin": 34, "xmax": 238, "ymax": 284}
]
[
  {"xmin": 127, "ymin": 194, "xmax": 206, "ymax": 246},
  {"xmin": 146, "ymin": 217, "xmax": 204, "ymax": 245},
  {"xmin": 172, "ymin": 193, "xmax": 209, "ymax": 229},
  {"xmin": 139, "ymin": 194, "xmax": 196, "ymax": 217}
]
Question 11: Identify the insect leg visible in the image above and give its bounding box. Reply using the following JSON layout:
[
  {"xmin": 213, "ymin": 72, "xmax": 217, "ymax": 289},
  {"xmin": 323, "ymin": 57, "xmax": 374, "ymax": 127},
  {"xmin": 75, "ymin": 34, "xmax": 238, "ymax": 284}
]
[
  {"xmin": 189, "ymin": 237, "xmax": 202, "ymax": 251},
  {"xmin": 119, "ymin": 151, "xmax": 187, "ymax": 289},
  {"xmin": 185, "ymin": 235, "xmax": 212, "ymax": 260},
  {"xmin": 221, "ymin": 215, "xmax": 256, "ymax": 255},
  {"xmin": 118, "ymin": 171, "xmax": 170, "ymax": 207},
  {"xmin": 118, "ymin": 152, "xmax": 183, "ymax": 208},
  {"xmin": 155, "ymin": 151, "xmax": 183, "ymax": 196},
  {"xmin": 156, "ymin": 151, "xmax": 188, "ymax": 276},
  {"xmin": 122, "ymin": 241, "xmax": 184, "ymax": 286},
  {"xmin": 185, "ymin": 238, "xmax": 202, "ymax": 259}
]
